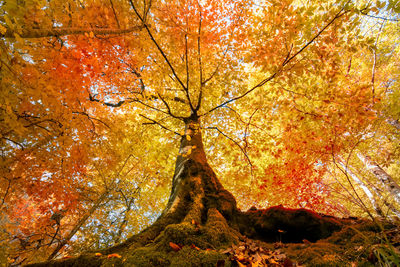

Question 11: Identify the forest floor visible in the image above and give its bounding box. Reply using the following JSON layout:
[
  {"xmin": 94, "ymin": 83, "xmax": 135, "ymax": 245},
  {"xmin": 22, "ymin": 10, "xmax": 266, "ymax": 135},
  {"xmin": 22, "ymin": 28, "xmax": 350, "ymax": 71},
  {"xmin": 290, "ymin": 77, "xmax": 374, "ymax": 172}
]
[
  {"xmin": 30, "ymin": 216, "xmax": 400, "ymax": 267},
  {"xmin": 218, "ymin": 218, "xmax": 400, "ymax": 266}
]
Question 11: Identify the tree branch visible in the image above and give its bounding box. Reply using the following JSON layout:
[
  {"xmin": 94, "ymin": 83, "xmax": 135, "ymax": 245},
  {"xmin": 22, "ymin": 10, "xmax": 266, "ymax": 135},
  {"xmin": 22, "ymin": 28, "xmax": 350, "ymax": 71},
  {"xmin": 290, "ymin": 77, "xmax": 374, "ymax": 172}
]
[
  {"xmin": 203, "ymin": 5, "xmax": 350, "ymax": 116},
  {"xmin": 88, "ymin": 93, "xmax": 185, "ymax": 119},
  {"xmin": 360, "ymin": 10, "xmax": 400, "ymax": 22},
  {"xmin": 195, "ymin": 3, "xmax": 203, "ymax": 112},
  {"xmin": 128, "ymin": 0, "xmax": 187, "ymax": 93},
  {"xmin": 109, "ymin": 0, "xmax": 121, "ymax": 28},
  {"xmin": 140, "ymin": 114, "xmax": 181, "ymax": 136},
  {"xmin": 205, "ymin": 126, "xmax": 253, "ymax": 173},
  {"xmin": 1, "ymin": 26, "xmax": 144, "ymax": 39}
]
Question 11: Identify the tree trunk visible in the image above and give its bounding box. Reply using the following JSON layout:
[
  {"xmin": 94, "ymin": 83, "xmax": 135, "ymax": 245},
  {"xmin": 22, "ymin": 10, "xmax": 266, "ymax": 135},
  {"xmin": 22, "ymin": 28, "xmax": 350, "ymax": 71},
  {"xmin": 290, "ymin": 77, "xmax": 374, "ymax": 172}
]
[
  {"xmin": 338, "ymin": 159, "xmax": 400, "ymax": 218},
  {"xmin": 337, "ymin": 160, "xmax": 384, "ymax": 216},
  {"xmin": 358, "ymin": 153, "xmax": 400, "ymax": 204},
  {"xmin": 47, "ymin": 191, "xmax": 109, "ymax": 260},
  {"xmin": 27, "ymin": 117, "xmax": 347, "ymax": 266}
]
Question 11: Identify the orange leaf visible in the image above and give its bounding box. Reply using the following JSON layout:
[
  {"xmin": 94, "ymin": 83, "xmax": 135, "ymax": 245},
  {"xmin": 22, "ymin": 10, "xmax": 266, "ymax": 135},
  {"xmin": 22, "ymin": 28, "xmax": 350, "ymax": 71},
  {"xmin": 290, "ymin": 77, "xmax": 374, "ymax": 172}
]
[
  {"xmin": 107, "ymin": 253, "xmax": 122, "ymax": 258},
  {"xmin": 169, "ymin": 242, "xmax": 182, "ymax": 252},
  {"xmin": 190, "ymin": 244, "xmax": 200, "ymax": 250}
]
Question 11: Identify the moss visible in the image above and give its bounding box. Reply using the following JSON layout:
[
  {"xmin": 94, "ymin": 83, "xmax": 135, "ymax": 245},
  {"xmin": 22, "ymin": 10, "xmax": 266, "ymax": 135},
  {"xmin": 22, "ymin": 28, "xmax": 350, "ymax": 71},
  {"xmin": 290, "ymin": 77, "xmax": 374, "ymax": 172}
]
[
  {"xmin": 100, "ymin": 257, "xmax": 124, "ymax": 267},
  {"xmin": 124, "ymin": 243, "xmax": 229, "ymax": 267},
  {"xmin": 153, "ymin": 222, "xmax": 208, "ymax": 250},
  {"xmin": 26, "ymin": 254, "xmax": 103, "ymax": 267},
  {"xmin": 169, "ymin": 246, "xmax": 228, "ymax": 267},
  {"xmin": 287, "ymin": 241, "xmax": 344, "ymax": 266},
  {"xmin": 126, "ymin": 247, "xmax": 170, "ymax": 267}
]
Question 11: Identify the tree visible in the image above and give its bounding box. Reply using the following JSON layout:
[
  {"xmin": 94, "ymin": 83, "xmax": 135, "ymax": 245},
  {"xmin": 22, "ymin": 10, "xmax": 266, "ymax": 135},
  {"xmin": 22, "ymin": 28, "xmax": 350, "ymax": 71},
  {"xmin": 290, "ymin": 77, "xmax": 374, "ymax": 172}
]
[{"xmin": 1, "ymin": 0, "xmax": 400, "ymax": 265}]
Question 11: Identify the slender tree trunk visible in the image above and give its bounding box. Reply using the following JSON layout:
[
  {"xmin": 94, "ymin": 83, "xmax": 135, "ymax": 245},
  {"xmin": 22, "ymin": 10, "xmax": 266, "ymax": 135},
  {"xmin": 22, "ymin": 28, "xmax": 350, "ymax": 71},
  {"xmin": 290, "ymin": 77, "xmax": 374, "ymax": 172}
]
[
  {"xmin": 358, "ymin": 153, "xmax": 400, "ymax": 204},
  {"xmin": 337, "ymin": 160, "xmax": 383, "ymax": 216},
  {"xmin": 386, "ymin": 118, "xmax": 400, "ymax": 130},
  {"xmin": 47, "ymin": 191, "xmax": 109, "ymax": 260}
]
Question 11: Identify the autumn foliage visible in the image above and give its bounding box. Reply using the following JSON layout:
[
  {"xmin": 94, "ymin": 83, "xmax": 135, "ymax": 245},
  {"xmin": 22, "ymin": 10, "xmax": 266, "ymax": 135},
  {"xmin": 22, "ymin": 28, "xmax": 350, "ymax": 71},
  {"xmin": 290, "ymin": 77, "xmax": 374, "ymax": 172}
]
[{"xmin": 0, "ymin": 0, "xmax": 400, "ymax": 265}]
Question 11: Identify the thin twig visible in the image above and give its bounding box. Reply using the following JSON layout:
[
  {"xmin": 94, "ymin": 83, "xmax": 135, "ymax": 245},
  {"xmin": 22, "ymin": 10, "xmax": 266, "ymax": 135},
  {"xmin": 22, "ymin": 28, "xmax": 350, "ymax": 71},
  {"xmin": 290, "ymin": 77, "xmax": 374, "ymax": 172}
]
[
  {"xmin": 205, "ymin": 126, "xmax": 253, "ymax": 174},
  {"xmin": 109, "ymin": 0, "xmax": 121, "ymax": 28},
  {"xmin": 139, "ymin": 114, "xmax": 181, "ymax": 136},
  {"xmin": 360, "ymin": 11, "xmax": 400, "ymax": 22}
]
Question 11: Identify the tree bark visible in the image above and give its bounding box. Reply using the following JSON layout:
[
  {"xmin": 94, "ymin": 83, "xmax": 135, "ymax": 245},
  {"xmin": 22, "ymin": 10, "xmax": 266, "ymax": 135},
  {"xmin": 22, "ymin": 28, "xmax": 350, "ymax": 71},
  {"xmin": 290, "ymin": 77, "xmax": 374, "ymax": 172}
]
[
  {"xmin": 337, "ymin": 160, "xmax": 384, "ymax": 216},
  {"xmin": 358, "ymin": 153, "xmax": 400, "ymax": 204},
  {"xmin": 1, "ymin": 26, "xmax": 143, "ymax": 39}
]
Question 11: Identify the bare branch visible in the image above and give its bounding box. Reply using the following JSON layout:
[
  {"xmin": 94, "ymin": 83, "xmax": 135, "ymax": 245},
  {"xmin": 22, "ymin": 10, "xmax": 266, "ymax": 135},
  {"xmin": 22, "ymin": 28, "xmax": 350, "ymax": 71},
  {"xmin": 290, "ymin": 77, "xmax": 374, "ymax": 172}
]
[
  {"xmin": 243, "ymin": 109, "xmax": 258, "ymax": 152},
  {"xmin": 1, "ymin": 177, "xmax": 12, "ymax": 207},
  {"xmin": 156, "ymin": 92, "xmax": 183, "ymax": 119},
  {"xmin": 371, "ymin": 21, "xmax": 385, "ymax": 104},
  {"xmin": 88, "ymin": 93, "xmax": 185, "ymax": 119},
  {"xmin": 202, "ymin": 47, "xmax": 229, "ymax": 86},
  {"xmin": 184, "ymin": 31, "xmax": 195, "ymax": 112}
]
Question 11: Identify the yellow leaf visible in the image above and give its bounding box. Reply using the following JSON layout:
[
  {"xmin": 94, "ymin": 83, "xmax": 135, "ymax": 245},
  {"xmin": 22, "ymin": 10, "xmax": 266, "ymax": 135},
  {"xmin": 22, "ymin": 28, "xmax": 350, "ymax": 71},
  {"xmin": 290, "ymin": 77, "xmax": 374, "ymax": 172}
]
[
  {"xmin": 14, "ymin": 33, "xmax": 23, "ymax": 43},
  {"xmin": 89, "ymin": 31, "xmax": 94, "ymax": 38},
  {"xmin": 269, "ymin": 258, "xmax": 278, "ymax": 264},
  {"xmin": 0, "ymin": 24, "xmax": 7, "ymax": 35},
  {"xmin": 186, "ymin": 135, "xmax": 191, "ymax": 141}
]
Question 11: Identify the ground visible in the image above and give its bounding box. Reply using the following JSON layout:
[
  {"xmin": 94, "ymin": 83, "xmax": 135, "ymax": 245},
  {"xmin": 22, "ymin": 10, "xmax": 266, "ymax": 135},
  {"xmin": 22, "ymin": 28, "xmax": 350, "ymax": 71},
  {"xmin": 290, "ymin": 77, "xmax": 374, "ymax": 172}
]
[
  {"xmin": 26, "ymin": 206, "xmax": 400, "ymax": 267},
  {"xmin": 24, "ymin": 121, "xmax": 400, "ymax": 266}
]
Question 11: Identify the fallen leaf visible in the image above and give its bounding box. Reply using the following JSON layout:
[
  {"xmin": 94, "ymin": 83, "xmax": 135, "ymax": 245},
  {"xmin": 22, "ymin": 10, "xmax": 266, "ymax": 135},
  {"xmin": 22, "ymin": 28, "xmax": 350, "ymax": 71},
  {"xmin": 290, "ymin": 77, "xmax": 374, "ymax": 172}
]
[
  {"xmin": 190, "ymin": 244, "xmax": 200, "ymax": 250},
  {"xmin": 62, "ymin": 256, "xmax": 72, "ymax": 259},
  {"xmin": 107, "ymin": 253, "xmax": 122, "ymax": 258},
  {"xmin": 95, "ymin": 253, "xmax": 102, "ymax": 257},
  {"xmin": 169, "ymin": 242, "xmax": 182, "ymax": 252}
]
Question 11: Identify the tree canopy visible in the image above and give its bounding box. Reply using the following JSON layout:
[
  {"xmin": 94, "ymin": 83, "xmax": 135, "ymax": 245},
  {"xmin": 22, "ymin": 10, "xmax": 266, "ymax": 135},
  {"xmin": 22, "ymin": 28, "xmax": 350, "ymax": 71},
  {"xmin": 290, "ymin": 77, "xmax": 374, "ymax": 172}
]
[{"xmin": 1, "ymin": 0, "xmax": 400, "ymax": 265}]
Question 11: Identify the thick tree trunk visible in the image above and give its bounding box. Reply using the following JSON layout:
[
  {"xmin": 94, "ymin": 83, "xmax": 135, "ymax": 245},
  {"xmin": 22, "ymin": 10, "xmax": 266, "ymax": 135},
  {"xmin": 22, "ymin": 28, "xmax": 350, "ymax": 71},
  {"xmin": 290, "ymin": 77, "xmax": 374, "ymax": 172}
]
[
  {"xmin": 27, "ymin": 117, "xmax": 347, "ymax": 266},
  {"xmin": 161, "ymin": 116, "xmax": 237, "ymax": 225}
]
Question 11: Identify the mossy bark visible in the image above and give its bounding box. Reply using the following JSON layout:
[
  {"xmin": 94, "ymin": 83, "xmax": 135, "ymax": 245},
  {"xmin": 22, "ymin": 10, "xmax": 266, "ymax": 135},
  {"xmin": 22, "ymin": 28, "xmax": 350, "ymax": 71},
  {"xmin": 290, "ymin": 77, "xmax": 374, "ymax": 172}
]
[{"xmin": 26, "ymin": 117, "xmax": 346, "ymax": 267}]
